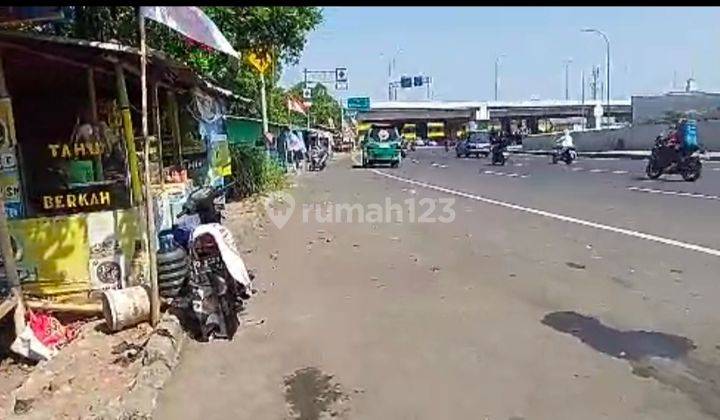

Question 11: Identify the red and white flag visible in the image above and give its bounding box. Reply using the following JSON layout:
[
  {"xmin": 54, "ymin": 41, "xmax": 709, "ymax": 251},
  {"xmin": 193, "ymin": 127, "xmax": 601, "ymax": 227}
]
[
  {"xmin": 287, "ymin": 97, "xmax": 309, "ymax": 115},
  {"xmin": 140, "ymin": 6, "xmax": 239, "ymax": 59}
]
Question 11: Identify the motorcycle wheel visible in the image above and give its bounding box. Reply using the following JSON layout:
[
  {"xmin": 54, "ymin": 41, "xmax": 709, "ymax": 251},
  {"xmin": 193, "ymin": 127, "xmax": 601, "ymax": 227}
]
[
  {"xmin": 681, "ymin": 161, "xmax": 702, "ymax": 182},
  {"xmin": 211, "ymin": 273, "xmax": 240, "ymax": 340},
  {"xmin": 551, "ymin": 154, "xmax": 558, "ymax": 164},
  {"xmin": 646, "ymin": 160, "xmax": 662, "ymax": 179}
]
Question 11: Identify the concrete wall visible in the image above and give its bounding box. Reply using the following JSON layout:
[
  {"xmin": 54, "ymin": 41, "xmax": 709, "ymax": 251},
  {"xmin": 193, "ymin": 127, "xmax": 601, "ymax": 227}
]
[{"xmin": 522, "ymin": 120, "xmax": 720, "ymax": 152}]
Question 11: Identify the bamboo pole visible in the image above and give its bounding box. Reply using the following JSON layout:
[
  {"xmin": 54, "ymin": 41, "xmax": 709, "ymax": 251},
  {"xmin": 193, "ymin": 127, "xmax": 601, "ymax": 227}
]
[
  {"xmin": 87, "ymin": 68, "xmax": 98, "ymax": 121},
  {"xmin": 87, "ymin": 67, "xmax": 104, "ymax": 182},
  {"xmin": 0, "ymin": 53, "xmax": 24, "ymax": 331},
  {"xmin": 114, "ymin": 62, "xmax": 142, "ymax": 204},
  {"xmin": 25, "ymin": 300, "xmax": 102, "ymax": 316},
  {"xmin": 152, "ymin": 84, "xmax": 164, "ymax": 188},
  {"xmin": 166, "ymin": 91, "xmax": 183, "ymax": 166},
  {"xmin": 139, "ymin": 15, "xmax": 160, "ymax": 327}
]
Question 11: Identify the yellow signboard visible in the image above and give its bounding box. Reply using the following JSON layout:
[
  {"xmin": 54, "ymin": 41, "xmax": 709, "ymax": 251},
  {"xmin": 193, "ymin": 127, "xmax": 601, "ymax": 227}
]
[{"xmin": 248, "ymin": 51, "xmax": 271, "ymax": 74}]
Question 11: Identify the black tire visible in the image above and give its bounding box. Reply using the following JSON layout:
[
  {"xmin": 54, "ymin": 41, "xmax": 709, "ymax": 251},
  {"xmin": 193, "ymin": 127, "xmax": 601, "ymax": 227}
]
[
  {"xmin": 391, "ymin": 160, "xmax": 399, "ymax": 168},
  {"xmin": 681, "ymin": 160, "xmax": 702, "ymax": 182},
  {"xmin": 551, "ymin": 154, "xmax": 558, "ymax": 164},
  {"xmin": 456, "ymin": 151, "xmax": 462, "ymax": 158},
  {"xmin": 646, "ymin": 160, "xmax": 663, "ymax": 179},
  {"xmin": 210, "ymin": 274, "xmax": 239, "ymax": 339}
]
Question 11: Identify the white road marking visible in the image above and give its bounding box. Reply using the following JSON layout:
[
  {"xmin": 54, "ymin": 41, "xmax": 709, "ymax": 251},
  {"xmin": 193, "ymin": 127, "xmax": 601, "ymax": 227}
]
[
  {"xmin": 627, "ymin": 186, "xmax": 720, "ymax": 202},
  {"xmin": 372, "ymin": 169, "xmax": 720, "ymax": 258},
  {"xmin": 589, "ymin": 169, "xmax": 607, "ymax": 173},
  {"xmin": 612, "ymin": 170, "xmax": 629, "ymax": 174},
  {"xmin": 572, "ymin": 167, "xmax": 584, "ymax": 171},
  {"xmin": 713, "ymin": 168, "xmax": 720, "ymax": 172},
  {"xmin": 481, "ymin": 170, "xmax": 529, "ymax": 179}
]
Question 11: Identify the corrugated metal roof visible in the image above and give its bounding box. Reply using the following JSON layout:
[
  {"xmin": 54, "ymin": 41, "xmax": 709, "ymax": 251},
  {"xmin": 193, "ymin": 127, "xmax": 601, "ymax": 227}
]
[{"xmin": 0, "ymin": 30, "xmax": 250, "ymax": 102}]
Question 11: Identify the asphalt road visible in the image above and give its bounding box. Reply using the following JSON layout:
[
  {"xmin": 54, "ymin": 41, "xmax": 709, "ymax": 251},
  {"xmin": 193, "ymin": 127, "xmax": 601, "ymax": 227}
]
[{"xmin": 156, "ymin": 150, "xmax": 720, "ymax": 420}]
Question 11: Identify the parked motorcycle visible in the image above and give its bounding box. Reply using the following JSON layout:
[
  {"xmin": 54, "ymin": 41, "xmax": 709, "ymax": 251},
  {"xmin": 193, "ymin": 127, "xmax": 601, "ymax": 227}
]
[
  {"xmin": 167, "ymin": 181, "xmax": 253, "ymax": 341},
  {"xmin": 551, "ymin": 147, "xmax": 577, "ymax": 165},
  {"xmin": 646, "ymin": 136, "xmax": 702, "ymax": 182},
  {"xmin": 158, "ymin": 182, "xmax": 234, "ymax": 298},
  {"xmin": 490, "ymin": 143, "xmax": 507, "ymax": 165},
  {"xmin": 186, "ymin": 224, "xmax": 252, "ymax": 341},
  {"xmin": 308, "ymin": 145, "xmax": 328, "ymax": 171}
]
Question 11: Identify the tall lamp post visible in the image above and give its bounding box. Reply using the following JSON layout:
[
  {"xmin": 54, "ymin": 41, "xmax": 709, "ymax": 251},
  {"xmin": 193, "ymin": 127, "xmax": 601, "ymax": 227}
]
[
  {"xmin": 494, "ymin": 54, "xmax": 505, "ymax": 101},
  {"xmin": 581, "ymin": 28, "xmax": 610, "ymax": 119},
  {"xmin": 563, "ymin": 58, "xmax": 572, "ymax": 100}
]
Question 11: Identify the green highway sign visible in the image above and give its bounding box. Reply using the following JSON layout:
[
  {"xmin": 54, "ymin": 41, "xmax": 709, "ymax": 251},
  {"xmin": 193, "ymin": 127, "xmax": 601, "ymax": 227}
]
[{"xmin": 347, "ymin": 97, "xmax": 370, "ymax": 111}]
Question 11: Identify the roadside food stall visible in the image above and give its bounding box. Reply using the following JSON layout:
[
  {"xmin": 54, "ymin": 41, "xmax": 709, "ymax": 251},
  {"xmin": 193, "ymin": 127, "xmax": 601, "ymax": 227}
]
[{"xmin": 0, "ymin": 31, "xmax": 238, "ymax": 301}]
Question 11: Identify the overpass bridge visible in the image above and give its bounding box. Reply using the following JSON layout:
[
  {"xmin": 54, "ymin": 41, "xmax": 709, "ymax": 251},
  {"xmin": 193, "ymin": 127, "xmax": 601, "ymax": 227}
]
[{"xmin": 357, "ymin": 99, "xmax": 632, "ymax": 136}]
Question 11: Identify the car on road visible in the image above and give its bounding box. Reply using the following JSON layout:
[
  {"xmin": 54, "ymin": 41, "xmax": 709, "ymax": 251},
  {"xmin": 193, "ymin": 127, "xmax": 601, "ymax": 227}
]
[
  {"xmin": 361, "ymin": 124, "xmax": 402, "ymax": 168},
  {"xmin": 456, "ymin": 132, "xmax": 491, "ymax": 158},
  {"xmin": 415, "ymin": 139, "xmax": 426, "ymax": 147},
  {"xmin": 427, "ymin": 140, "xmax": 438, "ymax": 146}
]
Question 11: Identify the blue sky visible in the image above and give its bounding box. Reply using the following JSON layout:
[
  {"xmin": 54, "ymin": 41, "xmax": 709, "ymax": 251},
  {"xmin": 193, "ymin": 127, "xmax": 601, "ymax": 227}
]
[{"xmin": 280, "ymin": 7, "xmax": 720, "ymax": 103}]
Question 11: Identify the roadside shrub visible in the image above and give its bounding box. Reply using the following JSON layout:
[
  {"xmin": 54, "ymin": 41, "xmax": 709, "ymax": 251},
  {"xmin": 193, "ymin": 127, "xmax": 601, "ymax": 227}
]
[{"xmin": 228, "ymin": 144, "xmax": 287, "ymax": 199}]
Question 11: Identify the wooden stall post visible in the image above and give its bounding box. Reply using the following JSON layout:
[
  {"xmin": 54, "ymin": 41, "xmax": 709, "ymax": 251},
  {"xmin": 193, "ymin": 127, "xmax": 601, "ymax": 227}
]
[
  {"xmin": 0, "ymin": 53, "xmax": 24, "ymax": 330},
  {"xmin": 87, "ymin": 67, "xmax": 104, "ymax": 181},
  {"xmin": 166, "ymin": 90, "xmax": 183, "ymax": 166},
  {"xmin": 114, "ymin": 62, "xmax": 142, "ymax": 205},
  {"xmin": 139, "ymin": 15, "xmax": 160, "ymax": 327},
  {"xmin": 152, "ymin": 84, "xmax": 164, "ymax": 187}
]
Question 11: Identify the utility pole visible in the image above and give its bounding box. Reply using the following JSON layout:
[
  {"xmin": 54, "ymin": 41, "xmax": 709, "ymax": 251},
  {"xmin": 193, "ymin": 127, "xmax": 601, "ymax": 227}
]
[{"xmin": 581, "ymin": 69, "xmax": 585, "ymax": 104}]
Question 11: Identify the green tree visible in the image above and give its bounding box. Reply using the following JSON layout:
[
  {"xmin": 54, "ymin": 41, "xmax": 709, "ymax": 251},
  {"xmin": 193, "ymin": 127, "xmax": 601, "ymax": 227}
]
[
  {"xmin": 24, "ymin": 7, "xmax": 323, "ymax": 119},
  {"xmin": 286, "ymin": 82, "xmax": 341, "ymax": 129}
]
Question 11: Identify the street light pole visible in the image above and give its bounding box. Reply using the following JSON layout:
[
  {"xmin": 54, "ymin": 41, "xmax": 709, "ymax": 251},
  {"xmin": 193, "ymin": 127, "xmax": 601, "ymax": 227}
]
[
  {"xmin": 582, "ymin": 28, "xmax": 610, "ymax": 121},
  {"xmin": 494, "ymin": 54, "xmax": 505, "ymax": 101},
  {"xmin": 563, "ymin": 59, "xmax": 572, "ymax": 100}
]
